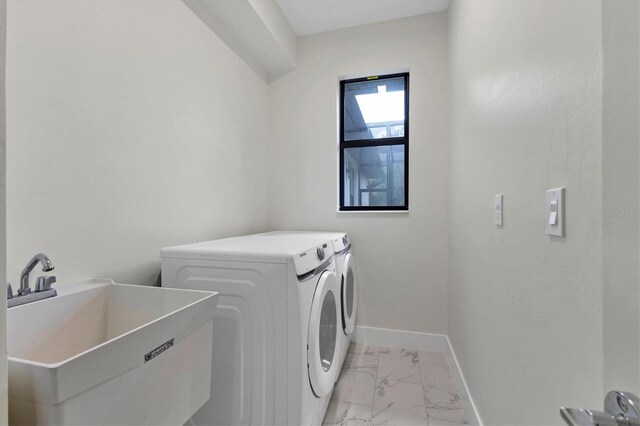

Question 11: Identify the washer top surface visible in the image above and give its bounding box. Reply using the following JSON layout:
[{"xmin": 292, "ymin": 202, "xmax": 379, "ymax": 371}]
[
  {"xmin": 161, "ymin": 235, "xmax": 332, "ymax": 274},
  {"xmin": 255, "ymin": 231, "xmax": 350, "ymax": 254}
]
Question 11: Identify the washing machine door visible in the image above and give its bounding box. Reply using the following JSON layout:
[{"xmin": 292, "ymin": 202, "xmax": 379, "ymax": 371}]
[
  {"xmin": 341, "ymin": 253, "xmax": 357, "ymax": 335},
  {"xmin": 307, "ymin": 270, "xmax": 340, "ymax": 398}
]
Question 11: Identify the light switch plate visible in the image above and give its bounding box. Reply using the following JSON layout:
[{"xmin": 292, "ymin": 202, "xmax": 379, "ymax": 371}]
[
  {"xmin": 546, "ymin": 187, "xmax": 565, "ymax": 237},
  {"xmin": 494, "ymin": 194, "xmax": 503, "ymax": 226}
]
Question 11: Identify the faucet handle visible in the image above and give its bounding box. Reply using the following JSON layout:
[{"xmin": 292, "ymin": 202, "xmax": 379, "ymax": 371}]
[
  {"xmin": 35, "ymin": 276, "xmax": 56, "ymax": 292},
  {"xmin": 560, "ymin": 407, "xmax": 617, "ymax": 426},
  {"xmin": 6, "ymin": 283, "xmax": 12, "ymax": 300},
  {"xmin": 560, "ymin": 392, "xmax": 640, "ymax": 426},
  {"xmin": 605, "ymin": 391, "xmax": 640, "ymax": 426}
]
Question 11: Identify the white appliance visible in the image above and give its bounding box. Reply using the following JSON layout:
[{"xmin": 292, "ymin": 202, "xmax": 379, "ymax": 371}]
[
  {"xmin": 160, "ymin": 236, "xmax": 342, "ymax": 426},
  {"xmin": 253, "ymin": 232, "xmax": 357, "ymax": 376}
]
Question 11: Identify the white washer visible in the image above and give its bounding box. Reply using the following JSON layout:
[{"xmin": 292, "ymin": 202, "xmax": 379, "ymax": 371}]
[
  {"xmin": 160, "ymin": 236, "xmax": 341, "ymax": 426},
  {"xmin": 253, "ymin": 231, "xmax": 357, "ymax": 376}
]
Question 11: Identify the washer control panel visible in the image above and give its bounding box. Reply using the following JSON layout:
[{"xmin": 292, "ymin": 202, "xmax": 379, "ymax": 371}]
[
  {"xmin": 293, "ymin": 241, "xmax": 332, "ymax": 277},
  {"xmin": 329, "ymin": 233, "xmax": 350, "ymax": 254}
]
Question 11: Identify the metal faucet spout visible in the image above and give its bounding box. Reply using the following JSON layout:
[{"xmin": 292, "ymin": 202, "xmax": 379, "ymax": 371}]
[{"xmin": 19, "ymin": 253, "xmax": 54, "ymax": 296}]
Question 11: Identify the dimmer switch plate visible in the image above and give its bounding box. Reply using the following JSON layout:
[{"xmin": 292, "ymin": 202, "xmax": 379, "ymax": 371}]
[
  {"xmin": 546, "ymin": 187, "xmax": 565, "ymax": 237},
  {"xmin": 494, "ymin": 194, "xmax": 503, "ymax": 226}
]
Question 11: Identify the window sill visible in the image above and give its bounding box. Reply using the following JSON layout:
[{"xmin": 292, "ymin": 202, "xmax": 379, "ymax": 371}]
[{"xmin": 336, "ymin": 209, "xmax": 410, "ymax": 214}]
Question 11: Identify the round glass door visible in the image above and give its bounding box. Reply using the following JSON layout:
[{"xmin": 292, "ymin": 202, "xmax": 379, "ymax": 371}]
[
  {"xmin": 319, "ymin": 291, "xmax": 337, "ymax": 372},
  {"xmin": 341, "ymin": 253, "xmax": 357, "ymax": 335},
  {"xmin": 308, "ymin": 270, "xmax": 340, "ymax": 397}
]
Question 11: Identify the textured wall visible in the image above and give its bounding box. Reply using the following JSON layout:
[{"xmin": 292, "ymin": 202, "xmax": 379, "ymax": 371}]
[
  {"xmin": 448, "ymin": 1, "xmax": 604, "ymax": 424},
  {"xmin": 0, "ymin": 0, "xmax": 5, "ymax": 422},
  {"xmin": 6, "ymin": 0, "xmax": 269, "ymax": 287},
  {"xmin": 602, "ymin": 0, "xmax": 640, "ymax": 395},
  {"xmin": 268, "ymin": 13, "xmax": 450, "ymax": 334}
]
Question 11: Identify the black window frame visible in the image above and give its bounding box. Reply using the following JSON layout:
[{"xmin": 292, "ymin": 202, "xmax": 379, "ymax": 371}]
[{"xmin": 339, "ymin": 72, "xmax": 409, "ymax": 211}]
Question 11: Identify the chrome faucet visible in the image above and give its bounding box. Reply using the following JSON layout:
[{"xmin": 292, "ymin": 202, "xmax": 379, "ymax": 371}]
[
  {"xmin": 19, "ymin": 253, "xmax": 54, "ymax": 296},
  {"xmin": 6, "ymin": 253, "xmax": 58, "ymax": 308},
  {"xmin": 561, "ymin": 391, "xmax": 639, "ymax": 426}
]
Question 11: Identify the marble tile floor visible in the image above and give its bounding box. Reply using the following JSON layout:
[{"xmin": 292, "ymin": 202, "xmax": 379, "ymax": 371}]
[{"xmin": 323, "ymin": 343, "xmax": 472, "ymax": 426}]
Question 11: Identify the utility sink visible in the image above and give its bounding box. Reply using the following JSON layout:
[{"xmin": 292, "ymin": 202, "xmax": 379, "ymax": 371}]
[{"xmin": 7, "ymin": 279, "xmax": 218, "ymax": 425}]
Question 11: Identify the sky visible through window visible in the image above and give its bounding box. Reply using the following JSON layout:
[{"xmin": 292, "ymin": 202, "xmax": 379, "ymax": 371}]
[{"xmin": 355, "ymin": 86, "xmax": 405, "ymax": 124}]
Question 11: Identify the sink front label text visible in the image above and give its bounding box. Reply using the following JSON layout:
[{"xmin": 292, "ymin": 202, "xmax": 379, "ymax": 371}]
[{"xmin": 144, "ymin": 338, "xmax": 175, "ymax": 363}]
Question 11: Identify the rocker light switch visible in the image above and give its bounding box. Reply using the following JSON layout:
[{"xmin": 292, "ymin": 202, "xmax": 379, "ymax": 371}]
[
  {"xmin": 494, "ymin": 194, "xmax": 503, "ymax": 226},
  {"xmin": 549, "ymin": 200, "xmax": 558, "ymax": 225},
  {"xmin": 546, "ymin": 188, "xmax": 564, "ymax": 237}
]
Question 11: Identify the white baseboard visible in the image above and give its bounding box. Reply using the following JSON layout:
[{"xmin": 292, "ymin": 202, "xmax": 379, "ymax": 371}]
[
  {"xmin": 351, "ymin": 325, "xmax": 483, "ymax": 426},
  {"xmin": 445, "ymin": 336, "xmax": 484, "ymax": 426}
]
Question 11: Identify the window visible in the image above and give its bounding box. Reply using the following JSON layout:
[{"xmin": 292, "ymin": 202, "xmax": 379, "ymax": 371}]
[{"xmin": 339, "ymin": 73, "xmax": 409, "ymax": 211}]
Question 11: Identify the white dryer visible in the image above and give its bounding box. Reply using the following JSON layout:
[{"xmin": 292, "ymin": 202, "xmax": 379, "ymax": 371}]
[
  {"xmin": 160, "ymin": 236, "xmax": 341, "ymax": 425},
  {"xmin": 253, "ymin": 231, "xmax": 357, "ymax": 376}
]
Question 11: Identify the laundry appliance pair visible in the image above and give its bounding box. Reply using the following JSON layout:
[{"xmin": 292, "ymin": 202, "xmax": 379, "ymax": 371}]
[
  {"xmin": 160, "ymin": 231, "xmax": 357, "ymax": 426},
  {"xmin": 254, "ymin": 231, "xmax": 357, "ymax": 376}
]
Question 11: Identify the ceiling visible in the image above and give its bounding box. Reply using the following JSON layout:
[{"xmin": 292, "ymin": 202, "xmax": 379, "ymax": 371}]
[{"xmin": 275, "ymin": 0, "xmax": 450, "ymax": 36}]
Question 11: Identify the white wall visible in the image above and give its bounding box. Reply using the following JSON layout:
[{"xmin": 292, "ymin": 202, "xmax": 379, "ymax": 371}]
[
  {"xmin": 6, "ymin": 0, "xmax": 269, "ymax": 286},
  {"xmin": 448, "ymin": 1, "xmax": 604, "ymax": 424},
  {"xmin": 268, "ymin": 12, "xmax": 449, "ymax": 334},
  {"xmin": 0, "ymin": 0, "xmax": 6, "ymax": 422},
  {"xmin": 602, "ymin": 0, "xmax": 640, "ymax": 395}
]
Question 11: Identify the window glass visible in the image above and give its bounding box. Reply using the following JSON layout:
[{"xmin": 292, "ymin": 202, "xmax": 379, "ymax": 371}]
[
  {"xmin": 343, "ymin": 76, "xmax": 405, "ymax": 142},
  {"xmin": 342, "ymin": 145, "xmax": 405, "ymax": 208},
  {"xmin": 340, "ymin": 73, "xmax": 408, "ymax": 211}
]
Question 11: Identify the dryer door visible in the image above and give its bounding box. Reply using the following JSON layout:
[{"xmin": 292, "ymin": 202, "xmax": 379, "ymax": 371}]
[
  {"xmin": 307, "ymin": 270, "xmax": 340, "ymax": 397},
  {"xmin": 341, "ymin": 253, "xmax": 357, "ymax": 335}
]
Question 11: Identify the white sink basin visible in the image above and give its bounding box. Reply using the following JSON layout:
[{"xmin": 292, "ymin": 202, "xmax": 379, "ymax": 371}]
[{"xmin": 8, "ymin": 279, "xmax": 218, "ymax": 425}]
